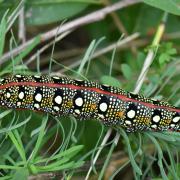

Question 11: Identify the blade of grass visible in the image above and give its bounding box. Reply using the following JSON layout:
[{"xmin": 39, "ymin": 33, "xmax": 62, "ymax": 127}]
[
  {"xmin": 35, "ymin": 157, "xmax": 71, "ymax": 170},
  {"xmin": 77, "ymin": 39, "xmax": 96, "ymax": 75},
  {"xmin": 0, "ymin": 10, "xmax": 8, "ymax": 56},
  {"xmin": 0, "ymin": 114, "xmax": 31, "ymax": 134},
  {"xmin": 34, "ymin": 145, "xmax": 84, "ymax": 164},
  {"xmin": 8, "ymin": 130, "xmax": 26, "ymax": 162},
  {"xmin": 36, "ymin": 161, "xmax": 84, "ymax": 172},
  {"xmin": 28, "ymin": 115, "xmax": 48, "ymax": 162},
  {"xmin": 146, "ymin": 133, "xmax": 168, "ymax": 180},
  {"xmin": 98, "ymin": 133, "xmax": 120, "ymax": 180},
  {"xmin": 0, "ymin": 109, "xmax": 12, "ymax": 119},
  {"xmin": 7, "ymin": 0, "xmax": 24, "ymax": 31},
  {"xmin": 119, "ymin": 128, "xmax": 142, "ymax": 175},
  {"xmin": 85, "ymin": 37, "xmax": 105, "ymax": 76},
  {"xmin": 5, "ymin": 35, "xmax": 40, "ymax": 71},
  {"xmin": 148, "ymin": 132, "xmax": 176, "ymax": 142},
  {"xmin": 0, "ymin": 165, "xmax": 21, "ymax": 170},
  {"xmin": 163, "ymin": 142, "xmax": 179, "ymax": 179}
]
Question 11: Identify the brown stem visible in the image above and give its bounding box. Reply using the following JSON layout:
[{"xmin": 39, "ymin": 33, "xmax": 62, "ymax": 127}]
[{"xmin": 0, "ymin": 0, "xmax": 141, "ymax": 65}]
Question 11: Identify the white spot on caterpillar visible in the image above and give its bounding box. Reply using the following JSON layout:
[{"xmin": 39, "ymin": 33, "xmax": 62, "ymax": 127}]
[
  {"xmin": 34, "ymin": 103, "xmax": 40, "ymax": 109},
  {"xmin": 34, "ymin": 75, "xmax": 41, "ymax": 78},
  {"xmin": 54, "ymin": 95, "xmax": 62, "ymax": 105},
  {"xmin": 75, "ymin": 97, "xmax": 83, "ymax": 107},
  {"xmin": 98, "ymin": 114, "xmax": 105, "ymax": 119},
  {"xmin": 170, "ymin": 124, "xmax": 175, "ymax": 128},
  {"xmin": 127, "ymin": 110, "xmax": 136, "ymax": 119},
  {"xmin": 6, "ymin": 92, "xmax": 11, "ymax": 98},
  {"xmin": 35, "ymin": 93, "xmax": 42, "ymax": 102},
  {"xmin": 53, "ymin": 106, "xmax": 60, "ymax": 111},
  {"xmin": 17, "ymin": 102, "xmax": 21, "ymax": 106},
  {"xmin": 125, "ymin": 120, "xmax": 132, "ymax": 125},
  {"xmin": 102, "ymin": 84, "xmax": 110, "ymax": 87},
  {"xmin": 18, "ymin": 92, "xmax": 25, "ymax": 99},
  {"xmin": 75, "ymin": 109, "xmax": 80, "ymax": 114},
  {"xmin": 53, "ymin": 76, "xmax": 60, "ymax": 79},
  {"xmin": 75, "ymin": 79, "xmax": 83, "ymax": 82},
  {"xmin": 99, "ymin": 102, "xmax": 108, "ymax": 112},
  {"xmin": 151, "ymin": 124, "xmax": 157, "ymax": 129},
  {"xmin": 173, "ymin": 116, "xmax": 180, "ymax": 123},
  {"xmin": 152, "ymin": 115, "xmax": 160, "ymax": 123},
  {"xmin": 15, "ymin": 74, "xmax": 22, "ymax": 78}
]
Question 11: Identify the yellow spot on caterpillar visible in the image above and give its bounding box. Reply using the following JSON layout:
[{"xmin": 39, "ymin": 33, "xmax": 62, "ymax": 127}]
[
  {"xmin": 115, "ymin": 111, "xmax": 124, "ymax": 118},
  {"xmin": 41, "ymin": 97, "xmax": 53, "ymax": 107},
  {"xmin": 160, "ymin": 119, "xmax": 171, "ymax": 125},
  {"xmin": 64, "ymin": 100, "xmax": 73, "ymax": 108},
  {"xmin": 136, "ymin": 116, "xmax": 151, "ymax": 125},
  {"xmin": 89, "ymin": 103, "xmax": 96, "ymax": 110},
  {"xmin": 21, "ymin": 95, "xmax": 33, "ymax": 105}
]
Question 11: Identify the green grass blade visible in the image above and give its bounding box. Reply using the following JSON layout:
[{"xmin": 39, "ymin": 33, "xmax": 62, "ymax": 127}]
[
  {"xmin": 120, "ymin": 128, "xmax": 142, "ymax": 175},
  {"xmin": 36, "ymin": 160, "xmax": 84, "ymax": 172},
  {"xmin": 77, "ymin": 39, "xmax": 96, "ymax": 75},
  {"xmin": 146, "ymin": 133, "xmax": 169, "ymax": 180},
  {"xmin": 0, "ymin": 114, "xmax": 31, "ymax": 134},
  {"xmin": 8, "ymin": 130, "xmax": 26, "ymax": 162},
  {"xmin": 34, "ymin": 145, "xmax": 84, "ymax": 164},
  {"xmin": 5, "ymin": 36, "xmax": 40, "ymax": 71},
  {"xmin": 0, "ymin": 10, "xmax": 8, "ymax": 56},
  {"xmin": 98, "ymin": 133, "xmax": 119, "ymax": 180},
  {"xmin": 12, "ymin": 167, "xmax": 29, "ymax": 180},
  {"xmin": 29, "ymin": 115, "xmax": 48, "ymax": 162},
  {"xmin": 0, "ymin": 165, "xmax": 20, "ymax": 170},
  {"xmin": 0, "ymin": 109, "xmax": 12, "ymax": 119},
  {"xmin": 35, "ymin": 157, "xmax": 70, "ymax": 170}
]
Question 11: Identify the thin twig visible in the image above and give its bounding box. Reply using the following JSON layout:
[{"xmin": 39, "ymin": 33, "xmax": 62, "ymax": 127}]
[
  {"xmin": 0, "ymin": 0, "xmax": 141, "ymax": 65},
  {"xmin": 25, "ymin": 30, "xmax": 72, "ymax": 65},
  {"xmin": 134, "ymin": 13, "xmax": 168, "ymax": 93},
  {"xmin": 58, "ymin": 32, "xmax": 140, "ymax": 74},
  {"xmin": 18, "ymin": 4, "xmax": 26, "ymax": 43},
  {"xmin": 7, "ymin": 0, "xmax": 24, "ymax": 32},
  {"xmin": 85, "ymin": 128, "xmax": 113, "ymax": 180},
  {"xmin": 37, "ymin": 31, "xmax": 180, "ymax": 70},
  {"xmin": 104, "ymin": 0, "xmax": 138, "ymax": 56}
]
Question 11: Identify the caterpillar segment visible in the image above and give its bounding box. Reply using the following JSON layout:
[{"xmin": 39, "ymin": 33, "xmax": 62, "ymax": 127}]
[{"xmin": 0, "ymin": 74, "xmax": 179, "ymax": 132}]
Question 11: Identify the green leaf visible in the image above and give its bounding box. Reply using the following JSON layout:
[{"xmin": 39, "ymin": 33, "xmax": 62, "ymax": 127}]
[
  {"xmin": 0, "ymin": 109, "xmax": 12, "ymax": 119},
  {"xmin": 29, "ymin": 115, "xmax": 48, "ymax": 162},
  {"xmin": 36, "ymin": 157, "xmax": 71, "ymax": 170},
  {"xmin": 37, "ymin": 161, "xmax": 84, "ymax": 172},
  {"xmin": 0, "ymin": 10, "xmax": 7, "ymax": 56},
  {"xmin": 143, "ymin": 0, "xmax": 180, "ymax": 16},
  {"xmin": 158, "ymin": 42, "xmax": 177, "ymax": 66},
  {"xmin": 5, "ymin": 36, "xmax": 40, "ymax": 71},
  {"xmin": 159, "ymin": 53, "xmax": 170, "ymax": 65},
  {"xmin": 147, "ymin": 134, "xmax": 169, "ymax": 180},
  {"xmin": 8, "ymin": 130, "xmax": 26, "ymax": 162},
  {"xmin": 120, "ymin": 128, "xmax": 142, "ymax": 175},
  {"xmin": 78, "ymin": 39, "xmax": 96, "ymax": 75},
  {"xmin": 0, "ymin": 114, "xmax": 31, "ymax": 134},
  {"xmin": 26, "ymin": 1, "xmax": 100, "ymax": 25},
  {"xmin": 34, "ymin": 145, "xmax": 84, "ymax": 163},
  {"xmin": 12, "ymin": 167, "xmax": 29, "ymax": 180},
  {"xmin": 121, "ymin": 64, "xmax": 132, "ymax": 80},
  {"xmin": 0, "ymin": 165, "xmax": 20, "ymax": 170},
  {"xmin": 149, "ymin": 132, "xmax": 176, "ymax": 142},
  {"xmin": 100, "ymin": 75, "xmax": 121, "ymax": 87}
]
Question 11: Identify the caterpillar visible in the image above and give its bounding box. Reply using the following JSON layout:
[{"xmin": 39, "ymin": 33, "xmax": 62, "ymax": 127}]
[{"xmin": 0, "ymin": 74, "xmax": 179, "ymax": 132}]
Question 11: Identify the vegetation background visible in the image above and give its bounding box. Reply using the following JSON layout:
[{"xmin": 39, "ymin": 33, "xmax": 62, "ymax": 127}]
[{"xmin": 0, "ymin": 0, "xmax": 180, "ymax": 179}]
